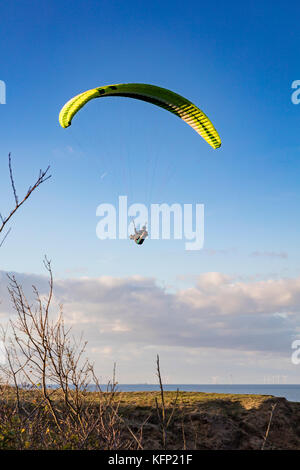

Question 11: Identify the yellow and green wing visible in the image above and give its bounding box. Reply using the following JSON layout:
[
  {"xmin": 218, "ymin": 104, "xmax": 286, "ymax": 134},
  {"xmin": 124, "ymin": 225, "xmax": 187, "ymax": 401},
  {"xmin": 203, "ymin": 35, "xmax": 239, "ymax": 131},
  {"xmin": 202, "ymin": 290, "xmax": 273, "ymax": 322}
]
[{"xmin": 59, "ymin": 83, "xmax": 221, "ymax": 149}]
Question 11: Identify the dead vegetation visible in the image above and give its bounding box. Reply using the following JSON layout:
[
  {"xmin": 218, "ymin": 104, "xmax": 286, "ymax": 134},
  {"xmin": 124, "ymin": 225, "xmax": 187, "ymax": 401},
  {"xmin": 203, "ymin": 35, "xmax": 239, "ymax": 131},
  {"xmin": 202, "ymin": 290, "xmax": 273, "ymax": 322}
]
[{"xmin": 0, "ymin": 152, "xmax": 50, "ymax": 247}]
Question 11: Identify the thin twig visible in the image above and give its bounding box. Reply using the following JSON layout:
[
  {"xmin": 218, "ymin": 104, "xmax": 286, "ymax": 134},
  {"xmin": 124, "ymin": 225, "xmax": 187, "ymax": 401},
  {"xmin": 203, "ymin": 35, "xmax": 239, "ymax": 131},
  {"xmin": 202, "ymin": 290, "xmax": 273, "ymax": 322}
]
[
  {"xmin": 156, "ymin": 354, "xmax": 167, "ymax": 449},
  {"xmin": 261, "ymin": 402, "xmax": 277, "ymax": 450},
  {"xmin": 0, "ymin": 153, "xmax": 51, "ymax": 239},
  {"xmin": 0, "ymin": 227, "xmax": 11, "ymax": 248},
  {"xmin": 8, "ymin": 152, "xmax": 18, "ymax": 205}
]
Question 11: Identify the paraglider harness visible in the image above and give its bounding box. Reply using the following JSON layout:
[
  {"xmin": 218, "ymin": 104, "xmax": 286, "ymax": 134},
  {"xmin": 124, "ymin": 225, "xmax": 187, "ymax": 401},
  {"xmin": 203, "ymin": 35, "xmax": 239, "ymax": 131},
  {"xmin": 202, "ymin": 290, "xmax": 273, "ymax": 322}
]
[{"xmin": 130, "ymin": 220, "xmax": 148, "ymax": 245}]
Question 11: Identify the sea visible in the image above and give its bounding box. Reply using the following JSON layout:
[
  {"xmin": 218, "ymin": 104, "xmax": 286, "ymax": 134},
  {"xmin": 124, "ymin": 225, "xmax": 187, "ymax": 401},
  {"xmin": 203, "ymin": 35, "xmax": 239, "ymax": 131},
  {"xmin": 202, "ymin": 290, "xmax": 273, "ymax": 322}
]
[{"xmin": 112, "ymin": 384, "xmax": 300, "ymax": 403}]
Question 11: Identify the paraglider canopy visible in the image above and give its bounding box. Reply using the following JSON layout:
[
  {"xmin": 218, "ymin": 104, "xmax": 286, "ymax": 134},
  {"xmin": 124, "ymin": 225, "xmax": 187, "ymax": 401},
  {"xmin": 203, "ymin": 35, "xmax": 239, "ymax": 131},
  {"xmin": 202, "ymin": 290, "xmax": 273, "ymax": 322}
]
[{"xmin": 59, "ymin": 83, "xmax": 221, "ymax": 149}]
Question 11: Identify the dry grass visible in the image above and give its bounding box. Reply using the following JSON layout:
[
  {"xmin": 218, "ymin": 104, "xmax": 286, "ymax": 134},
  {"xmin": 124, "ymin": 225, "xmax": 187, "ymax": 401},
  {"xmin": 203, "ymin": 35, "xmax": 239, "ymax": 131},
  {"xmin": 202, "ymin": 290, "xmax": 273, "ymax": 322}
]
[{"xmin": 0, "ymin": 386, "xmax": 294, "ymax": 450}]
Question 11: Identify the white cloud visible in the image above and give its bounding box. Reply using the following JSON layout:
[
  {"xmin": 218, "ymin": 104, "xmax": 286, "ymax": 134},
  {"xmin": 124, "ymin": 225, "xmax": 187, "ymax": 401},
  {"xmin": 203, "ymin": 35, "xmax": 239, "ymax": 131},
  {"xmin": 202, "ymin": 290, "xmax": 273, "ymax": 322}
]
[
  {"xmin": 1, "ymin": 270, "xmax": 300, "ymax": 382},
  {"xmin": 178, "ymin": 275, "xmax": 300, "ymax": 316}
]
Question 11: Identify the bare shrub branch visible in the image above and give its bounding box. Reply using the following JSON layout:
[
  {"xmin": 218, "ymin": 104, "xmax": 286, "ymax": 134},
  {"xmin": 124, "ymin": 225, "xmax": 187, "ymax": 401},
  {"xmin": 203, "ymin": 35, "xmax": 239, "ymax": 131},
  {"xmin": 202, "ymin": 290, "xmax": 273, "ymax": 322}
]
[
  {"xmin": 155, "ymin": 354, "xmax": 179, "ymax": 450},
  {"xmin": 261, "ymin": 402, "xmax": 277, "ymax": 450},
  {"xmin": 0, "ymin": 259, "xmax": 141, "ymax": 449},
  {"xmin": 0, "ymin": 153, "xmax": 51, "ymax": 246}
]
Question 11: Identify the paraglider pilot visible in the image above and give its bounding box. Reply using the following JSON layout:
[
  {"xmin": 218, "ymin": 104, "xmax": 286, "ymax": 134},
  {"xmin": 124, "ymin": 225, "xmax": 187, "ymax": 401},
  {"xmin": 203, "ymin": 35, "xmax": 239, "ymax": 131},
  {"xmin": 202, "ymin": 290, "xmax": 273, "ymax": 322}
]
[{"xmin": 130, "ymin": 222, "xmax": 148, "ymax": 245}]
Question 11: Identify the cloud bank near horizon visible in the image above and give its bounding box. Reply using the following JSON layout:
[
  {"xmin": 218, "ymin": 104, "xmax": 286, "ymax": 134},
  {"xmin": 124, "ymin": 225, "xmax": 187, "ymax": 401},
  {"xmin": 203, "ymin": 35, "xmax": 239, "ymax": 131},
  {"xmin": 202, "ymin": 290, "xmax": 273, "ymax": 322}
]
[{"xmin": 0, "ymin": 270, "xmax": 299, "ymax": 382}]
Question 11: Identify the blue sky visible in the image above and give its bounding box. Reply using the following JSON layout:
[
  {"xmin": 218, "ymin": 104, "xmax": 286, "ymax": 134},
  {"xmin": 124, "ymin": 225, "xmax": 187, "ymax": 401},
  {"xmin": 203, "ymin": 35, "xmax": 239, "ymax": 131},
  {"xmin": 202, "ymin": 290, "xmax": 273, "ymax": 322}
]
[{"xmin": 1, "ymin": 0, "xmax": 300, "ymax": 382}]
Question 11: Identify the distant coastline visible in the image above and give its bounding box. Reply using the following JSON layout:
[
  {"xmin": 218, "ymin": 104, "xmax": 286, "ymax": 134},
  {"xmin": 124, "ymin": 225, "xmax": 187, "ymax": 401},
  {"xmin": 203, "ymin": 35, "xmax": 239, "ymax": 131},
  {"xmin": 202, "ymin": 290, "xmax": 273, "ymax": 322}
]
[{"xmin": 110, "ymin": 384, "xmax": 300, "ymax": 402}]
